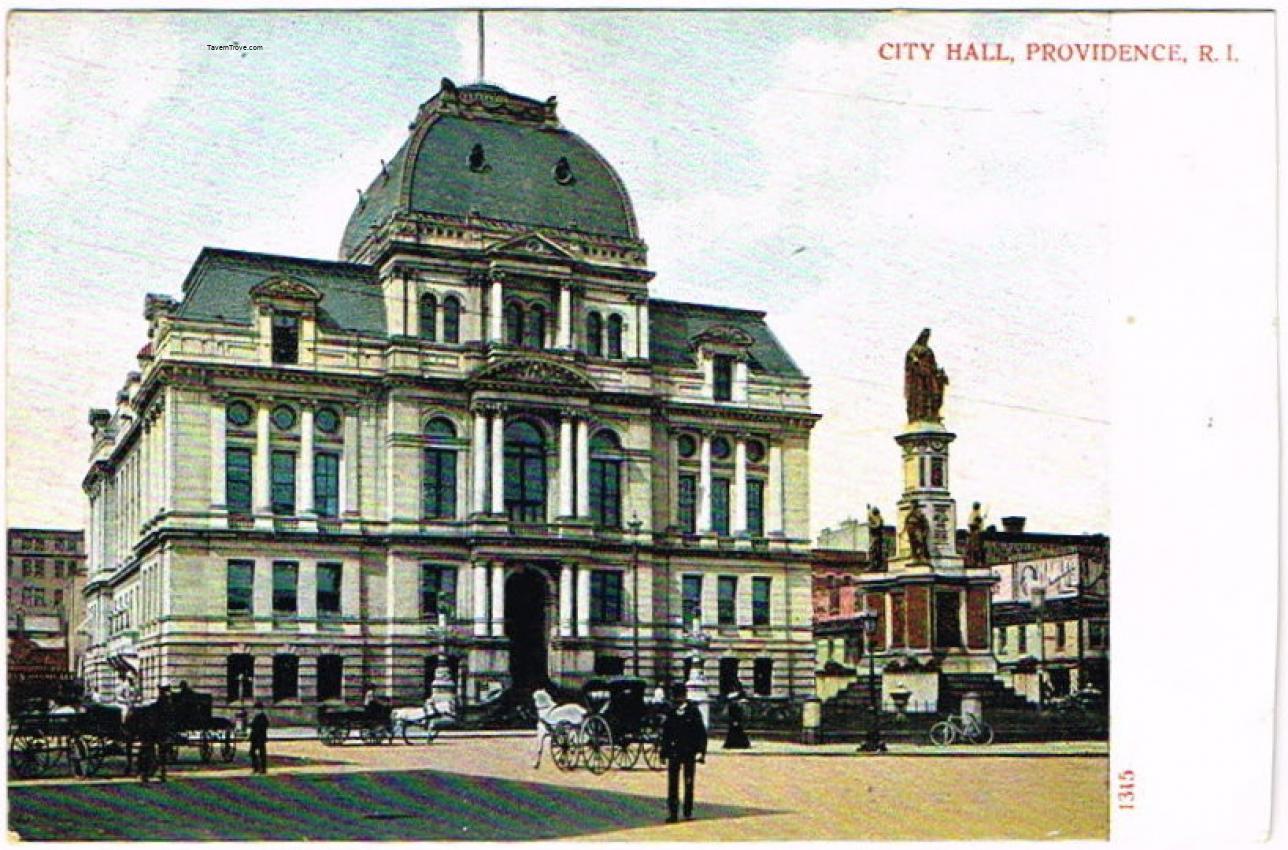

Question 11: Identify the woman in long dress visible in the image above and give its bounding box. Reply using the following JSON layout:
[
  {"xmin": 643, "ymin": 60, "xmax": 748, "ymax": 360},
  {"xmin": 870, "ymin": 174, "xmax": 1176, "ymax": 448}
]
[{"xmin": 722, "ymin": 687, "xmax": 751, "ymax": 749}]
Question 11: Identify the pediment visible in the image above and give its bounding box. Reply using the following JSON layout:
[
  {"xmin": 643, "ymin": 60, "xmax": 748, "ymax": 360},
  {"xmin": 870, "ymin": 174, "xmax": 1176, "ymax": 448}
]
[
  {"xmin": 691, "ymin": 323, "xmax": 755, "ymax": 349},
  {"xmin": 485, "ymin": 232, "xmax": 577, "ymax": 261},
  {"xmin": 249, "ymin": 275, "xmax": 323, "ymax": 303},
  {"xmin": 470, "ymin": 357, "xmax": 597, "ymax": 393}
]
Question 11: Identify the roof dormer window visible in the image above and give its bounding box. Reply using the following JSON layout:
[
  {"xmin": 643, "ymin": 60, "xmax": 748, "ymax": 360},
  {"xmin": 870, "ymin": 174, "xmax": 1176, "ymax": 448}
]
[
  {"xmin": 468, "ymin": 143, "xmax": 490, "ymax": 173},
  {"xmin": 272, "ymin": 313, "xmax": 299, "ymax": 365},
  {"xmin": 553, "ymin": 157, "xmax": 575, "ymax": 185}
]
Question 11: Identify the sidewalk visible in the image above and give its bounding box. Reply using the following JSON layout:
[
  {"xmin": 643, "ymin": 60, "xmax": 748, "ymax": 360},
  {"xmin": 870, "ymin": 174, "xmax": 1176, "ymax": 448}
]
[{"xmin": 269, "ymin": 726, "xmax": 1105, "ymax": 756}]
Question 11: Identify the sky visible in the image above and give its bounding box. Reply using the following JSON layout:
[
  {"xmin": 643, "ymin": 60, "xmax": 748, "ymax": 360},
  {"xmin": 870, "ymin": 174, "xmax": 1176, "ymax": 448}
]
[{"xmin": 5, "ymin": 10, "xmax": 1117, "ymax": 535}]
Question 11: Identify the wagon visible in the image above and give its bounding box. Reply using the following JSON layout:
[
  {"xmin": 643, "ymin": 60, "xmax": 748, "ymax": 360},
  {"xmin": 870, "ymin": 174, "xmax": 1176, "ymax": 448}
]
[
  {"xmin": 549, "ymin": 678, "xmax": 665, "ymax": 774},
  {"xmin": 166, "ymin": 689, "xmax": 237, "ymax": 764},
  {"xmin": 8, "ymin": 709, "xmax": 82, "ymax": 778},
  {"xmin": 317, "ymin": 701, "xmax": 395, "ymax": 745}
]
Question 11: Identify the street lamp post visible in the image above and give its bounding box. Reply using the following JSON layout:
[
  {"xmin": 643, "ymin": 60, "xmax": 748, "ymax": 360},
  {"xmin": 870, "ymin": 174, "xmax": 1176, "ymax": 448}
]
[
  {"xmin": 857, "ymin": 607, "xmax": 887, "ymax": 753},
  {"xmin": 1030, "ymin": 586, "xmax": 1046, "ymax": 710},
  {"xmin": 629, "ymin": 515, "xmax": 643, "ymax": 677}
]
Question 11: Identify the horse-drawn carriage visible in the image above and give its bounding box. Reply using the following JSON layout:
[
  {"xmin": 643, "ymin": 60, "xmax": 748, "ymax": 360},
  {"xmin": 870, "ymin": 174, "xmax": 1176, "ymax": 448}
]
[
  {"xmin": 317, "ymin": 700, "xmax": 396, "ymax": 745},
  {"xmin": 542, "ymin": 677, "xmax": 666, "ymax": 775},
  {"xmin": 8, "ymin": 706, "xmax": 83, "ymax": 778}
]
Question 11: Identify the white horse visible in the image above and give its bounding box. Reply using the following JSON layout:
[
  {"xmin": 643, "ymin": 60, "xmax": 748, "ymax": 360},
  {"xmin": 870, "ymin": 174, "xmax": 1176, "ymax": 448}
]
[
  {"xmin": 532, "ymin": 689, "xmax": 586, "ymax": 769},
  {"xmin": 392, "ymin": 698, "xmax": 451, "ymax": 740}
]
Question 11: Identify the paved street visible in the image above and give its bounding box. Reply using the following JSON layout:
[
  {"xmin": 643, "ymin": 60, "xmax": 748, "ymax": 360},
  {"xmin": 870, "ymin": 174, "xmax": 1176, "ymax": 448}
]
[{"xmin": 9, "ymin": 733, "xmax": 1108, "ymax": 841}]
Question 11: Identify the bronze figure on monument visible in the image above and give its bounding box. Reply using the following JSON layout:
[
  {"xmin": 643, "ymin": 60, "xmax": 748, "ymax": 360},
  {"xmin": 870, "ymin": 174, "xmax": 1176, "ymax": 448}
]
[
  {"xmin": 964, "ymin": 501, "xmax": 986, "ymax": 569},
  {"xmin": 867, "ymin": 505, "xmax": 886, "ymax": 571},
  {"xmin": 906, "ymin": 502, "xmax": 931, "ymax": 562},
  {"xmin": 905, "ymin": 328, "xmax": 949, "ymax": 423}
]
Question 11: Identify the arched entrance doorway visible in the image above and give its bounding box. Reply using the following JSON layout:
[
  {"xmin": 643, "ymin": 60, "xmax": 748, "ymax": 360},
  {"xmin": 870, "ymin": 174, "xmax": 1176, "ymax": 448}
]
[{"xmin": 505, "ymin": 568, "xmax": 550, "ymax": 689}]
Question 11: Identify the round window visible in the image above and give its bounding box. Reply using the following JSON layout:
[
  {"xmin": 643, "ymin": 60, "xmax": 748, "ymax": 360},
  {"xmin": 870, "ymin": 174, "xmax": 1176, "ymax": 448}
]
[
  {"xmin": 226, "ymin": 401, "xmax": 253, "ymax": 428},
  {"xmin": 676, "ymin": 434, "xmax": 697, "ymax": 459},
  {"xmin": 271, "ymin": 405, "xmax": 296, "ymax": 431},
  {"xmin": 711, "ymin": 437, "xmax": 731, "ymax": 460},
  {"xmin": 747, "ymin": 440, "xmax": 766, "ymax": 463},
  {"xmin": 315, "ymin": 408, "xmax": 340, "ymax": 435},
  {"xmin": 553, "ymin": 157, "xmax": 575, "ymax": 185}
]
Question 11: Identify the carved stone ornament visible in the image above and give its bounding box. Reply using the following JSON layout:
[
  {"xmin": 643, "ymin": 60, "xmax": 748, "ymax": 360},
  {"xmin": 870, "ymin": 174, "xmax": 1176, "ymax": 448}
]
[
  {"xmin": 690, "ymin": 324, "xmax": 755, "ymax": 350},
  {"xmin": 470, "ymin": 358, "xmax": 597, "ymax": 392},
  {"xmin": 486, "ymin": 231, "xmax": 577, "ymax": 261},
  {"xmin": 422, "ymin": 77, "xmax": 561, "ymax": 129},
  {"xmin": 249, "ymin": 276, "xmax": 323, "ymax": 304}
]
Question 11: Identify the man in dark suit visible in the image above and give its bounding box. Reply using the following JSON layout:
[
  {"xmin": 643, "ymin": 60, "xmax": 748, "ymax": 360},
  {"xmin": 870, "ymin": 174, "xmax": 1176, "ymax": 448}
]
[
  {"xmin": 249, "ymin": 702, "xmax": 270, "ymax": 774},
  {"xmin": 660, "ymin": 683, "xmax": 707, "ymax": 823}
]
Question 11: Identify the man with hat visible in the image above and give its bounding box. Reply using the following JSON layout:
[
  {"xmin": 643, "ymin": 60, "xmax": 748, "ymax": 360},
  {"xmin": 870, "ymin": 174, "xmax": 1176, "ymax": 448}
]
[{"xmin": 660, "ymin": 682, "xmax": 707, "ymax": 822}]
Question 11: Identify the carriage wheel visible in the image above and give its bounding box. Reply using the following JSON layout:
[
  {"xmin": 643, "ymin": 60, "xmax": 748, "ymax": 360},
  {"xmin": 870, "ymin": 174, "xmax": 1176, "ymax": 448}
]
[
  {"xmin": 200, "ymin": 731, "xmax": 215, "ymax": 763},
  {"xmin": 641, "ymin": 737, "xmax": 664, "ymax": 771},
  {"xmin": 550, "ymin": 723, "xmax": 577, "ymax": 771},
  {"xmin": 615, "ymin": 742, "xmax": 641, "ymax": 770},
  {"xmin": 220, "ymin": 728, "xmax": 237, "ymax": 763},
  {"xmin": 582, "ymin": 716, "xmax": 614, "ymax": 775},
  {"xmin": 10, "ymin": 735, "xmax": 46, "ymax": 778}
]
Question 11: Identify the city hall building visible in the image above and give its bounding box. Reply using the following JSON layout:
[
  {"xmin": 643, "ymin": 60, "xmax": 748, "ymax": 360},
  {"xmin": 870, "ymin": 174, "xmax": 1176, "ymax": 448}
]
[{"xmin": 81, "ymin": 79, "xmax": 819, "ymax": 720}]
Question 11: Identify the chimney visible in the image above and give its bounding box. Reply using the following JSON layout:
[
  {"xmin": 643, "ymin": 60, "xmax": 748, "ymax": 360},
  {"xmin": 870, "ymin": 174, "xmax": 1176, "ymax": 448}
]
[{"xmin": 1001, "ymin": 516, "xmax": 1027, "ymax": 533}]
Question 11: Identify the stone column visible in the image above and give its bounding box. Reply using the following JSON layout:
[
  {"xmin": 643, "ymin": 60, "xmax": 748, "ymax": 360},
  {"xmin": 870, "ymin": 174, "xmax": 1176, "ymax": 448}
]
[
  {"xmin": 767, "ymin": 442, "xmax": 785, "ymax": 535},
  {"xmin": 253, "ymin": 401, "xmax": 272, "ymax": 516},
  {"xmin": 576, "ymin": 565, "xmax": 592, "ymax": 637},
  {"xmin": 558, "ymin": 412, "xmax": 574, "ymax": 517},
  {"xmin": 490, "ymin": 408, "xmax": 505, "ymax": 515},
  {"xmin": 575, "ymin": 418, "xmax": 591, "ymax": 518},
  {"xmin": 472, "ymin": 562, "xmax": 489, "ymax": 637},
  {"xmin": 490, "ymin": 563, "xmax": 506, "ymax": 637},
  {"xmin": 557, "ymin": 280, "xmax": 572, "ymax": 348},
  {"xmin": 299, "ymin": 405, "xmax": 315, "ymax": 516},
  {"xmin": 488, "ymin": 271, "xmax": 504, "ymax": 342},
  {"xmin": 471, "ymin": 407, "xmax": 488, "ymax": 514},
  {"xmin": 559, "ymin": 563, "xmax": 573, "ymax": 637},
  {"xmin": 733, "ymin": 433, "xmax": 748, "ymax": 536},
  {"xmin": 209, "ymin": 403, "xmax": 226, "ymax": 510},
  {"xmin": 342, "ymin": 406, "xmax": 358, "ymax": 517},
  {"xmin": 697, "ymin": 431, "xmax": 713, "ymax": 533},
  {"xmin": 733, "ymin": 360, "xmax": 749, "ymax": 403}
]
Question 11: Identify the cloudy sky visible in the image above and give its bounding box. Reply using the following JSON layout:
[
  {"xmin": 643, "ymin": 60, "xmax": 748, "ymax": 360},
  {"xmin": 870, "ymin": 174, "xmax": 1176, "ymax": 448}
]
[{"xmin": 8, "ymin": 10, "xmax": 1261, "ymax": 536}]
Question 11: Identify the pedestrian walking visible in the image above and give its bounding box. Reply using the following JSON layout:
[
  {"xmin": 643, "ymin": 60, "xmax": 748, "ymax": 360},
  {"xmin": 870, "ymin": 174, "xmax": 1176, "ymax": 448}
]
[
  {"xmin": 722, "ymin": 684, "xmax": 751, "ymax": 750},
  {"xmin": 250, "ymin": 702, "xmax": 270, "ymax": 774},
  {"xmin": 660, "ymin": 683, "xmax": 707, "ymax": 823}
]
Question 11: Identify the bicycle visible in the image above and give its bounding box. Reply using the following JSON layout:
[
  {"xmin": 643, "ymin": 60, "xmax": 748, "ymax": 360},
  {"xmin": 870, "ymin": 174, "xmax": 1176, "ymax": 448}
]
[{"xmin": 928, "ymin": 713, "xmax": 994, "ymax": 746}]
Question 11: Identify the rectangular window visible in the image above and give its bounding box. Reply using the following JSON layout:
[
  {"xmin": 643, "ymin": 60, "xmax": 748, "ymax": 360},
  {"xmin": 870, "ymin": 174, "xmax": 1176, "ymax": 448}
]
[
  {"xmin": 712, "ymin": 478, "xmax": 731, "ymax": 536},
  {"xmin": 272, "ymin": 561, "xmax": 298, "ymax": 616},
  {"xmin": 1056, "ymin": 621, "xmax": 1067, "ymax": 650},
  {"xmin": 317, "ymin": 655, "xmax": 343, "ymax": 701},
  {"xmin": 718, "ymin": 575, "xmax": 737, "ymax": 625},
  {"xmin": 272, "ymin": 654, "xmax": 299, "ymax": 702},
  {"xmin": 1088, "ymin": 620, "xmax": 1109, "ymax": 650},
  {"xmin": 420, "ymin": 564, "xmax": 457, "ymax": 620},
  {"xmin": 33, "ymin": 587, "xmax": 46, "ymax": 607},
  {"xmin": 270, "ymin": 451, "xmax": 296, "ymax": 516},
  {"xmin": 314, "ymin": 452, "xmax": 340, "ymax": 518},
  {"xmin": 753, "ymin": 657, "xmax": 773, "ymax": 696},
  {"xmin": 54, "ymin": 589, "xmax": 64, "ymax": 607},
  {"xmin": 226, "ymin": 448, "xmax": 253, "ymax": 513},
  {"xmin": 226, "ymin": 654, "xmax": 254, "ymax": 701},
  {"xmin": 747, "ymin": 480, "xmax": 765, "ymax": 537},
  {"xmin": 682, "ymin": 574, "xmax": 702, "ymax": 628},
  {"xmin": 590, "ymin": 570, "xmax": 624, "ymax": 624},
  {"xmin": 934, "ymin": 590, "xmax": 962, "ymax": 648},
  {"xmin": 719, "ymin": 657, "xmax": 740, "ymax": 694},
  {"xmin": 998, "ymin": 626, "xmax": 1008, "ymax": 651},
  {"xmin": 422, "ymin": 448, "xmax": 457, "ymax": 519},
  {"xmin": 713, "ymin": 355, "xmax": 734, "ymax": 401},
  {"xmin": 752, "ymin": 577, "xmax": 771, "ymax": 626},
  {"xmin": 54, "ymin": 561, "xmax": 64, "ymax": 578},
  {"xmin": 677, "ymin": 475, "xmax": 697, "ymax": 534},
  {"xmin": 590, "ymin": 459, "xmax": 622, "ymax": 529},
  {"xmin": 1018, "ymin": 624, "xmax": 1028, "ymax": 653},
  {"xmin": 272, "ymin": 313, "xmax": 299, "ymax": 365},
  {"xmin": 227, "ymin": 560, "xmax": 254, "ymax": 616},
  {"xmin": 317, "ymin": 562, "xmax": 342, "ymax": 617},
  {"xmin": 594, "ymin": 655, "xmax": 626, "ymax": 676}
]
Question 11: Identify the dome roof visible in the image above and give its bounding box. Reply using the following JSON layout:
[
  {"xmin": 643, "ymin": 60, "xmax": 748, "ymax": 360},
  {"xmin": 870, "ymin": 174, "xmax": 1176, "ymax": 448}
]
[{"xmin": 341, "ymin": 79, "xmax": 638, "ymax": 258}]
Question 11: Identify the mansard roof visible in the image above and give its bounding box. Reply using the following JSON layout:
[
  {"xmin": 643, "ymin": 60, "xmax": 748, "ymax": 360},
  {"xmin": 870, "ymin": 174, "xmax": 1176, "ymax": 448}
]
[
  {"xmin": 648, "ymin": 299, "xmax": 805, "ymax": 379},
  {"xmin": 176, "ymin": 248, "xmax": 385, "ymax": 336}
]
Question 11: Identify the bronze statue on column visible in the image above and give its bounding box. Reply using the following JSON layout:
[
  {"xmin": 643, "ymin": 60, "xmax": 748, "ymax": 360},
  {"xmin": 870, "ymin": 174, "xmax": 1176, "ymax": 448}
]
[{"xmin": 905, "ymin": 329, "xmax": 949, "ymax": 423}]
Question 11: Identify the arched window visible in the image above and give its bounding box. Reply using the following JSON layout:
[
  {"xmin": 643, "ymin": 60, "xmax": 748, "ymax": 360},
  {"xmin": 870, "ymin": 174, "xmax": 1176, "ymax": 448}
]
[
  {"xmin": 526, "ymin": 304, "xmax": 547, "ymax": 349},
  {"xmin": 505, "ymin": 302, "xmax": 524, "ymax": 346},
  {"xmin": 442, "ymin": 296, "xmax": 461, "ymax": 343},
  {"xmin": 423, "ymin": 417, "xmax": 457, "ymax": 519},
  {"xmin": 586, "ymin": 313, "xmax": 603, "ymax": 358},
  {"xmin": 606, "ymin": 314, "xmax": 624, "ymax": 359},
  {"xmin": 504, "ymin": 421, "xmax": 547, "ymax": 523},
  {"xmin": 420, "ymin": 293, "xmax": 438, "ymax": 341},
  {"xmin": 589, "ymin": 429, "xmax": 623, "ymax": 530}
]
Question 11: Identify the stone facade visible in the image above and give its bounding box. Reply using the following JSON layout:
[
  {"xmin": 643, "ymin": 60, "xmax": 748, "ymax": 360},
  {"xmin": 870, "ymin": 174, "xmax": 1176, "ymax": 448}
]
[{"xmin": 81, "ymin": 80, "xmax": 819, "ymax": 721}]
